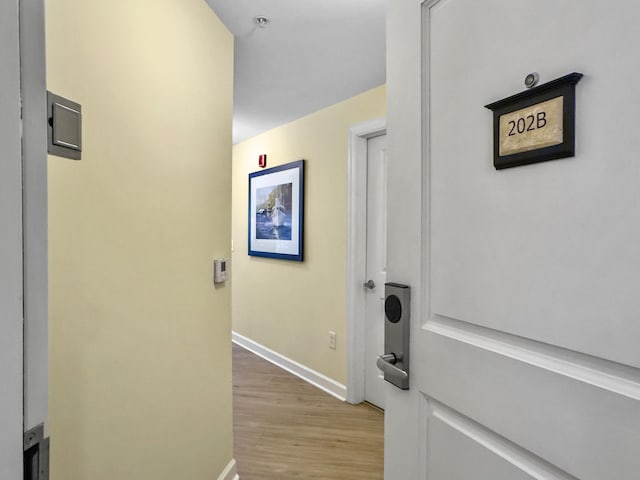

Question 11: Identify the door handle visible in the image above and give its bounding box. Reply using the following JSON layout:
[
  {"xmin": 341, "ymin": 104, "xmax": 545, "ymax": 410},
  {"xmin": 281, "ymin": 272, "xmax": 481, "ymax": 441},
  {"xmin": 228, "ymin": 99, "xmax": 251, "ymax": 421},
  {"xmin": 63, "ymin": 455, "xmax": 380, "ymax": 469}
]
[
  {"xmin": 376, "ymin": 353, "xmax": 409, "ymax": 383},
  {"xmin": 364, "ymin": 279, "xmax": 376, "ymax": 290}
]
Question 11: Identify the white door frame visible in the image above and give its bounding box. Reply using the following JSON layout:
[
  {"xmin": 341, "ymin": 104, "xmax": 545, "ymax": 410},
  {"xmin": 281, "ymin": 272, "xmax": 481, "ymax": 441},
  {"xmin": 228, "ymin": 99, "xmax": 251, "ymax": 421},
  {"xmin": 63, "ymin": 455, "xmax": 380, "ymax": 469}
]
[
  {"xmin": 20, "ymin": 0, "xmax": 49, "ymax": 436},
  {"xmin": 346, "ymin": 117, "xmax": 386, "ymax": 405},
  {"xmin": 0, "ymin": 0, "xmax": 25, "ymax": 476}
]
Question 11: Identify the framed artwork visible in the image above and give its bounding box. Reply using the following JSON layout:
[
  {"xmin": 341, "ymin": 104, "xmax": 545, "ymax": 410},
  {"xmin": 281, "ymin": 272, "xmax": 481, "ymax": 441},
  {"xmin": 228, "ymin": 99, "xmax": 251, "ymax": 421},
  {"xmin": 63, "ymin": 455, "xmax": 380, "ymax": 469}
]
[{"xmin": 248, "ymin": 160, "xmax": 304, "ymax": 261}]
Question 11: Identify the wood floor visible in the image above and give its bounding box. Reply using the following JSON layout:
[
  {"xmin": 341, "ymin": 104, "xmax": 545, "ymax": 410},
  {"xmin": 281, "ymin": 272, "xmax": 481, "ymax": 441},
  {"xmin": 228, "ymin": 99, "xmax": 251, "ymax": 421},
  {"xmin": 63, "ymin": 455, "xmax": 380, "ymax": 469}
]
[{"xmin": 232, "ymin": 343, "xmax": 384, "ymax": 479}]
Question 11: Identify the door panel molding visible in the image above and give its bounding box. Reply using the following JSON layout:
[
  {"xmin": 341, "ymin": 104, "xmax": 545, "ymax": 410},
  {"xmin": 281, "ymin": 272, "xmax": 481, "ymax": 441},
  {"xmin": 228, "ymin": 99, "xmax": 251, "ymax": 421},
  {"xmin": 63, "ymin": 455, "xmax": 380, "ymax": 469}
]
[
  {"xmin": 424, "ymin": 332, "xmax": 640, "ymax": 479},
  {"xmin": 426, "ymin": 398, "xmax": 578, "ymax": 480},
  {"xmin": 427, "ymin": 315, "xmax": 640, "ymax": 401}
]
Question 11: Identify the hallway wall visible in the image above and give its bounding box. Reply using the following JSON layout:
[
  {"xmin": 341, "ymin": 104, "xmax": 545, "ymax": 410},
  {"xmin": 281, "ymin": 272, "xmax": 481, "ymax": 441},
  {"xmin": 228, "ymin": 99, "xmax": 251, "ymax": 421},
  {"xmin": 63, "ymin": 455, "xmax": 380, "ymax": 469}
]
[
  {"xmin": 46, "ymin": 1, "xmax": 234, "ymax": 479},
  {"xmin": 231, "ymin": 85, "xmax": 386, "ymax": 386}
]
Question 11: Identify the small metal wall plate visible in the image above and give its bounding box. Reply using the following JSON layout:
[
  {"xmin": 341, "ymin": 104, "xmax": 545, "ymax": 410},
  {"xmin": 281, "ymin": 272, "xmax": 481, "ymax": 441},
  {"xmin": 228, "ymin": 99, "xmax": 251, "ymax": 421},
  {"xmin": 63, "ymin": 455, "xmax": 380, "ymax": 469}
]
[{"xmin": 47, "ymin": 91, "xmax": 82, "ymax": 160}]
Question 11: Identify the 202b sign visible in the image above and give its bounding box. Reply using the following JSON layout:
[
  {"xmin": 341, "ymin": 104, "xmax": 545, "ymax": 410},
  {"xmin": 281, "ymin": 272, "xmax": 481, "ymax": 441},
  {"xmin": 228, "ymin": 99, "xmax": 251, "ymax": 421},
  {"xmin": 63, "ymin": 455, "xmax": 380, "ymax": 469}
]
[
  {"xmin": 485, "ymin": 72, "xmax": 582, "ymax": 169},
  {"xmin": 499, "ymin": 96, "xmax": 563, "ymax": 157}
]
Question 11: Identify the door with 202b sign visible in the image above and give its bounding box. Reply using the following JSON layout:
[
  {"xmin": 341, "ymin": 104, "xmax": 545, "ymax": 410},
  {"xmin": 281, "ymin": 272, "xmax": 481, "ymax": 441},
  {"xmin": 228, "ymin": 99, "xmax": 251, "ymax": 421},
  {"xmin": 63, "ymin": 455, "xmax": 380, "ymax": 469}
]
[{"xmin": 384, "ymin": 1, "xmax": 640, "ymax": 479}]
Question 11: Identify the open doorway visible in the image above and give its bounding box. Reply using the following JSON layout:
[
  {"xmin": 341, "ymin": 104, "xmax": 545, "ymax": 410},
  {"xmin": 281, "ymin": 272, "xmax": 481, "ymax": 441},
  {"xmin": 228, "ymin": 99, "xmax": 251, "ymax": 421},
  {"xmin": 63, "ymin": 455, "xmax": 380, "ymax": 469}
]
[{"xmin": 229, "ymin": 111, "xmax": 388, "ymax": 477}]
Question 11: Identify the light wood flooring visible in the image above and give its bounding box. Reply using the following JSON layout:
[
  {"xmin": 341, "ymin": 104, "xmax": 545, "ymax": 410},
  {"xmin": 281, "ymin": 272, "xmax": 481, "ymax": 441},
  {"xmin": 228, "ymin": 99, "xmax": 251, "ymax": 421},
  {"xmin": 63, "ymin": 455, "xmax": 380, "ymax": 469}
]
[{"xmin": 232, "ymin": 343, "xmax": 384, "ymax": 479}]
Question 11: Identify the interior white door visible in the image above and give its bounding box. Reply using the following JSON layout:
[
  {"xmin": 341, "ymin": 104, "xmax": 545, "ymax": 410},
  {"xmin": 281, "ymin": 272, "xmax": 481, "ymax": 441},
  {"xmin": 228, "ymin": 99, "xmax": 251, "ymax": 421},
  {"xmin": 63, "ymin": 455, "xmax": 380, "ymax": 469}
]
[
  {"xmin": 385, "ymin": 1, "xmax": 640, "ymax": 479},
  {"xmin": 0, "ymin": 0, "xmax": 25, "ymax": 478},
  {"xmin": 364, "ymin": 134, "xmax": 388, "ymax": 409}
]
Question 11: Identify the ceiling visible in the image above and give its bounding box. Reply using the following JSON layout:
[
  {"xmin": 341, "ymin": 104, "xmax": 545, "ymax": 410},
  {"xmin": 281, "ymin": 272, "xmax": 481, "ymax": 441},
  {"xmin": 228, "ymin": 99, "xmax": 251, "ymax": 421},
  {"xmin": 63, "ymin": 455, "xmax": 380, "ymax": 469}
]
[{"xmin": 205, "ymin": 0, "xmax": 386, "ymax": 144}]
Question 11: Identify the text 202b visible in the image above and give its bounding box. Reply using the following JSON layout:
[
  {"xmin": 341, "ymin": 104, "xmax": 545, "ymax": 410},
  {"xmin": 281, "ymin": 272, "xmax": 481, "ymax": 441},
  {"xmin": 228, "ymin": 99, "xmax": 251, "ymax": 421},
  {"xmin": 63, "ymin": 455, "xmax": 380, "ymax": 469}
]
[{"xmin": 507, "ymin": 112, "xmax": 547, "ymax": 136}]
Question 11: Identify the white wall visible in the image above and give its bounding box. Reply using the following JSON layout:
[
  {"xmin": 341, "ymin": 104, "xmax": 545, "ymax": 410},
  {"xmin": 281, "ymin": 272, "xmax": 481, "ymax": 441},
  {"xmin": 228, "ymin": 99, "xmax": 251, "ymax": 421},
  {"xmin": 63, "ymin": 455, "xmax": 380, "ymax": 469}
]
[{"xmin": 0, "ymin": 0, "xmax": 25, "ymax": 477}]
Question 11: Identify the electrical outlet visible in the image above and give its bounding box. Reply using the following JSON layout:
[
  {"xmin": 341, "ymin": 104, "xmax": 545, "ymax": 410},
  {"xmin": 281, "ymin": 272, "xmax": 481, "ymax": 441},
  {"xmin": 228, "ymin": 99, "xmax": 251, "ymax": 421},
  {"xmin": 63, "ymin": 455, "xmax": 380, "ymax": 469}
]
[{"xmin": 328, "ymin": 331, "xmax": 337, "ymax": 349}]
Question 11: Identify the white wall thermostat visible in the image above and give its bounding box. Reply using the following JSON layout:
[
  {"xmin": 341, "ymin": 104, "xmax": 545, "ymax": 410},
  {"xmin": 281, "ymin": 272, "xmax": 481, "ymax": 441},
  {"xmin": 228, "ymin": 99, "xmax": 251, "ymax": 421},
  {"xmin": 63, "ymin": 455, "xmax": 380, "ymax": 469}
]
[{"xmin": 213, "ymin": 259, "xmax": 228, "ymax": 284}]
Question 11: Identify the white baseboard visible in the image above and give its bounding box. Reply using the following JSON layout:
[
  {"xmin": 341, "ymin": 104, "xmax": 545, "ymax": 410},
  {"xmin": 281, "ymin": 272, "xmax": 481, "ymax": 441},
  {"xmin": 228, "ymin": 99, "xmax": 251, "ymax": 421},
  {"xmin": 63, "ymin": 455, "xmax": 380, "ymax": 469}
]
[
  {"xmin": 218, "ymin": 458, "xmax": 239, "ymax": 480},
  {"xmin": 232, "ymin": 332, "xmax": 347, "ymax": 401}
]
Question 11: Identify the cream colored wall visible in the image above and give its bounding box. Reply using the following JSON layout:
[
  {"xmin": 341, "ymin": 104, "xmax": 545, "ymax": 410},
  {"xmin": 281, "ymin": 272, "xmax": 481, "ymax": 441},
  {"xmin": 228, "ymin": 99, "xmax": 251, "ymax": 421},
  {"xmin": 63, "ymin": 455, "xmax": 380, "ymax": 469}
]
[
  {"xmin": 232, "ymin": 86, "xmax": 386, "ymax": 385},
  {"xmin": 46, "ymin": 1, "xmax": 234, "ymax": 479}
]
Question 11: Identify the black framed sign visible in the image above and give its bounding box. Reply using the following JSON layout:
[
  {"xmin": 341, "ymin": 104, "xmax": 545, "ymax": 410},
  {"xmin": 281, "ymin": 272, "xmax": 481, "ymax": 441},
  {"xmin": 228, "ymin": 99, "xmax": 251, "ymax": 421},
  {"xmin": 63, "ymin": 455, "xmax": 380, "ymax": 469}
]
[
  {"xmin": 485, "ymin": 72, "xmax": 583, "ymax": 169},
  {"xmin": 248, "ymin": 160, "xmax": 304, "ymax": 261}
]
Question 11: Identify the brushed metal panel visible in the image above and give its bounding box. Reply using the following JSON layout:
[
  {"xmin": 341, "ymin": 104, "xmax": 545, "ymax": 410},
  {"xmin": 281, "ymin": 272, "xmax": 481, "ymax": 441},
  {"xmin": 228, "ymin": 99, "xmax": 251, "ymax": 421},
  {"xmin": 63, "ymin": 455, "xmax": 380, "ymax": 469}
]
[
  {"xmin": 47, "ymin": 91, "xmax": 81, "ymax": 160},
  {"xmin": 52, "ymin": 103, "xmax": 81, "ymax": 150}
]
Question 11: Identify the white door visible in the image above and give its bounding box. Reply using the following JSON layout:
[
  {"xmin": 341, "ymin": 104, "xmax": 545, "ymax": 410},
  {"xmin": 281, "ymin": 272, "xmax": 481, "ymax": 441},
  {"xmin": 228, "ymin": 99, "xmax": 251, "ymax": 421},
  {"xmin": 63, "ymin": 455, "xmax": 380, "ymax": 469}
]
[
  {"xmin": 364, "ymin": 134, "xmax": 388, "ymax": 409},
  {"xmin": 0, "ymin": 0, "xmax": 25, "ymax": 478},
  {"xmin": 385, "ymin": 1, "xmax": 640, "ymax": 479}
]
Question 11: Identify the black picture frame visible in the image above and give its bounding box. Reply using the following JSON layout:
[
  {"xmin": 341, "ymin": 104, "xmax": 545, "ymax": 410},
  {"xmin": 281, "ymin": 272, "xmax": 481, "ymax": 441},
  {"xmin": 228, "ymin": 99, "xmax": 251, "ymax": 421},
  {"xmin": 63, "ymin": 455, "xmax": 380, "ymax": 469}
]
[
  {"xmin": 485, "ymin": 72, "xmax": 583, "ymax": 170},
  {"xmin": 248, "ymin": 160, "xmax": 304, "ymax": 261}
]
